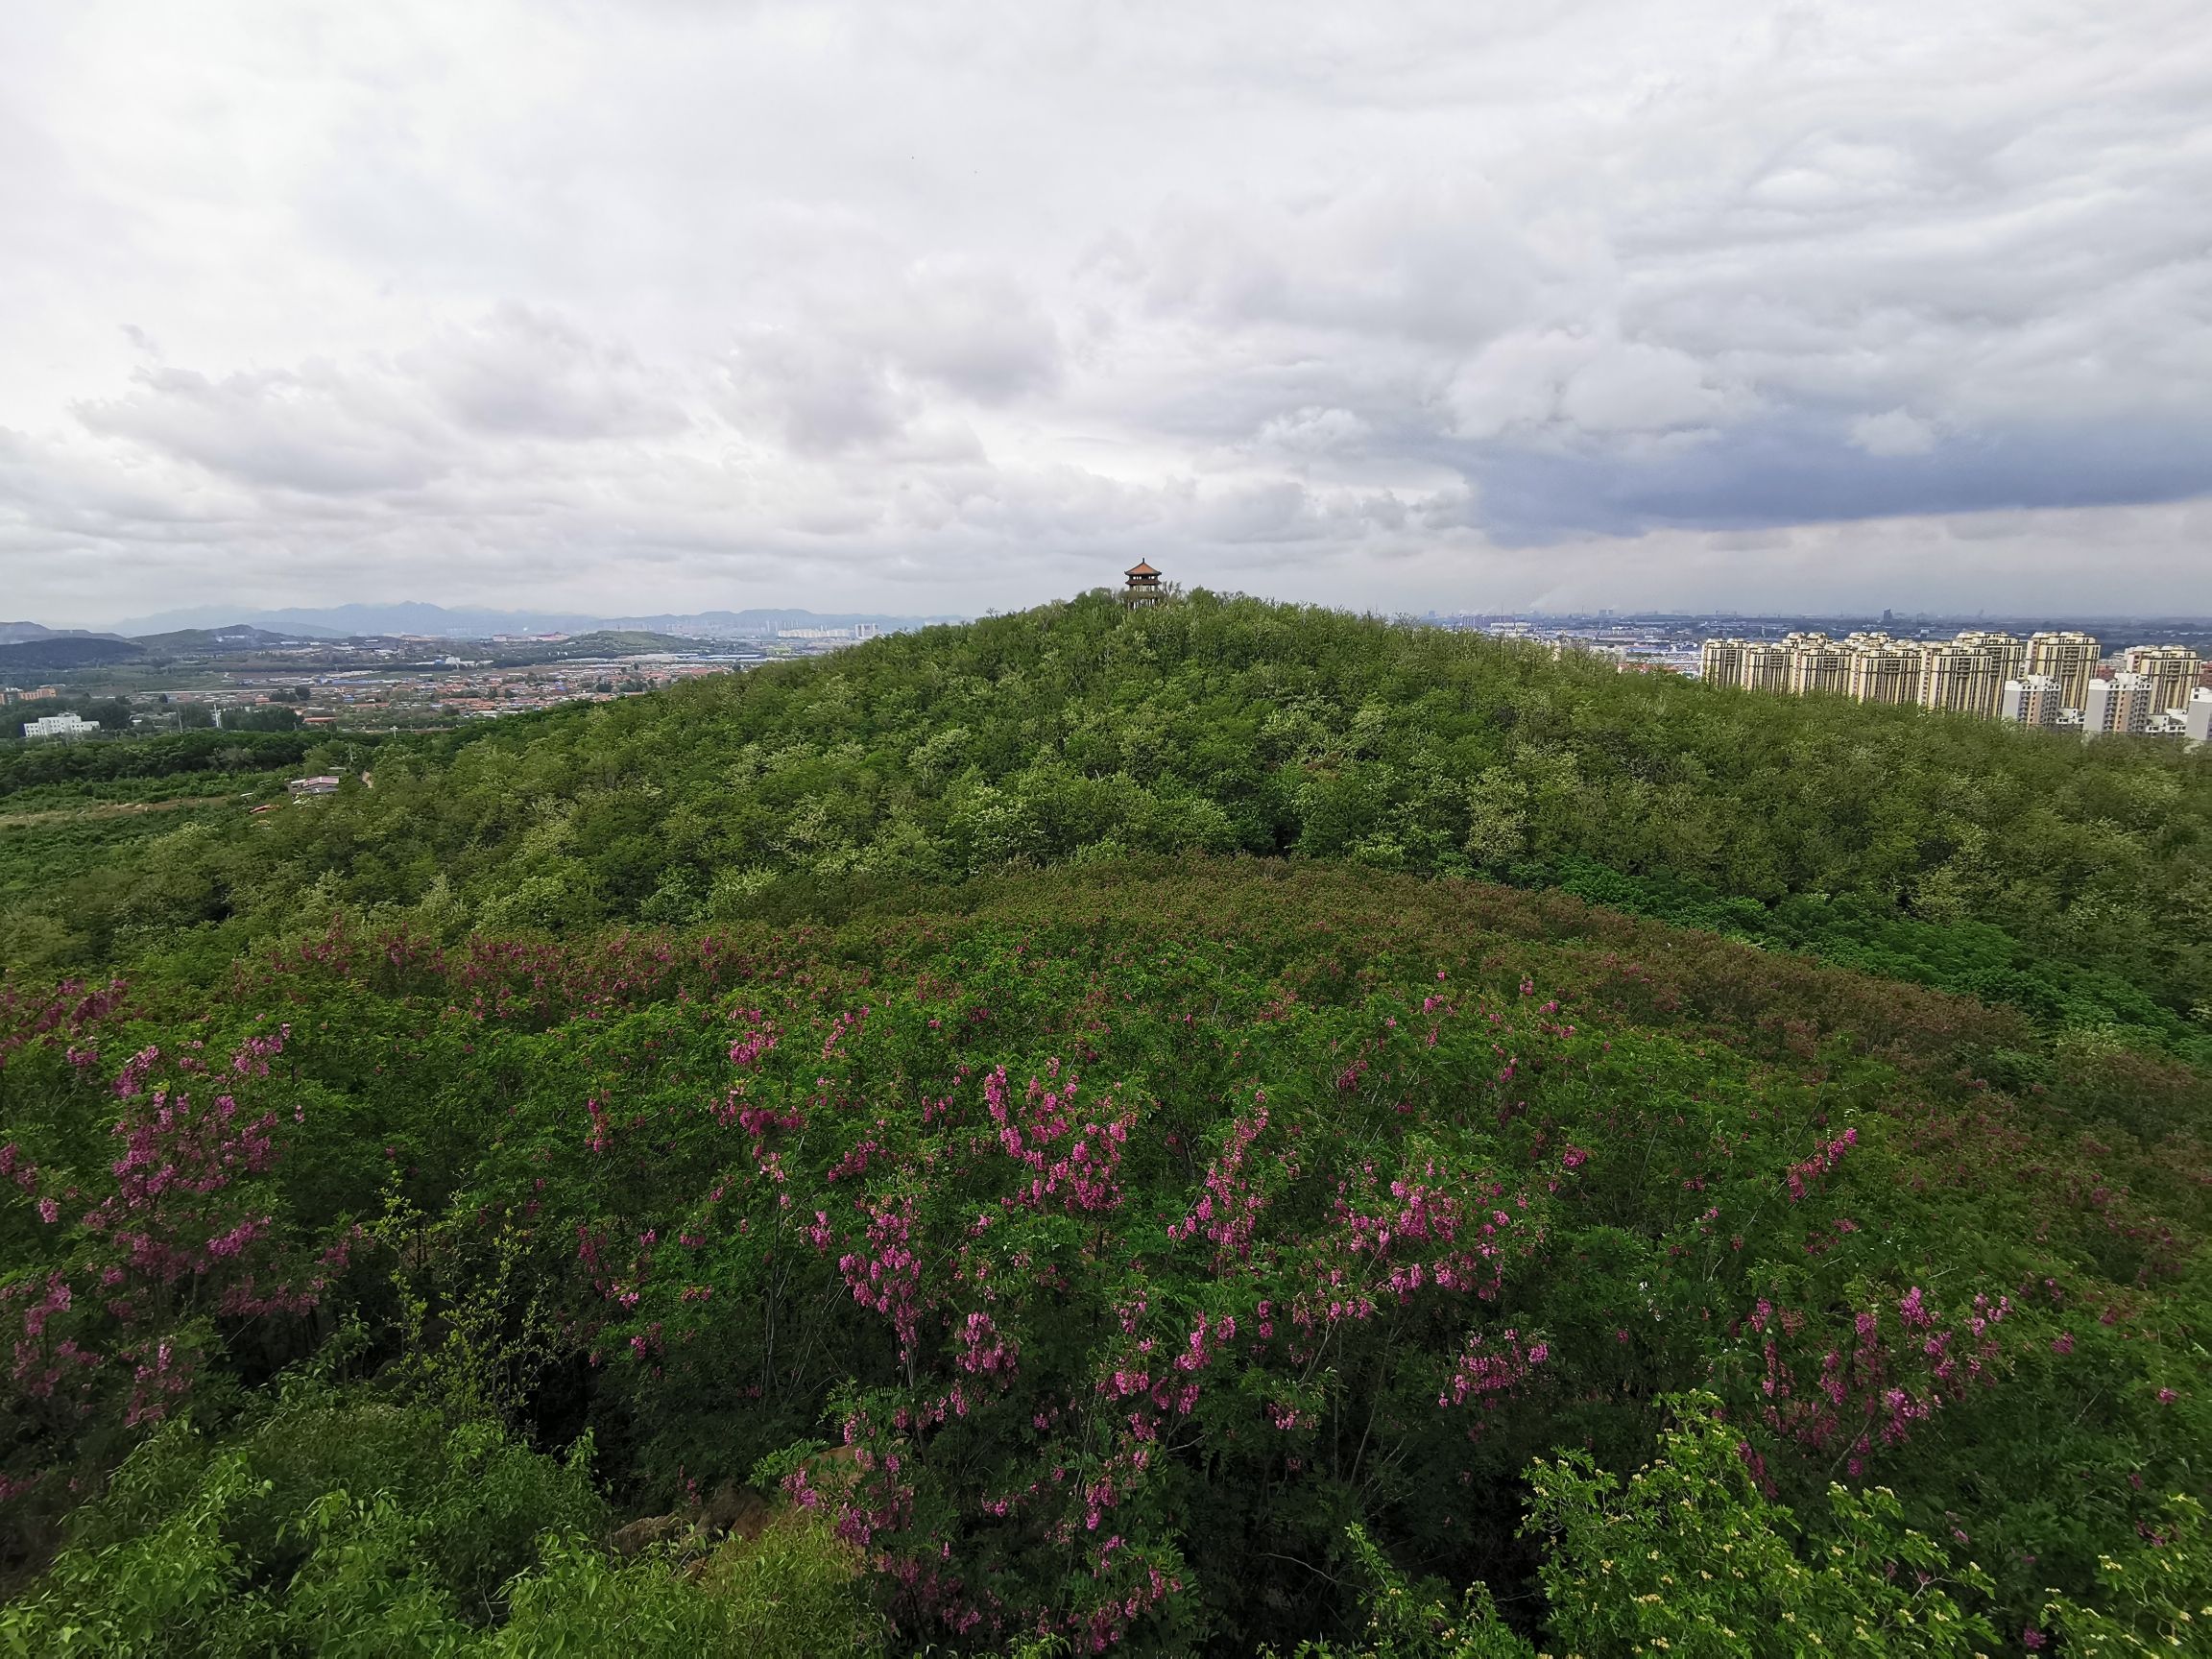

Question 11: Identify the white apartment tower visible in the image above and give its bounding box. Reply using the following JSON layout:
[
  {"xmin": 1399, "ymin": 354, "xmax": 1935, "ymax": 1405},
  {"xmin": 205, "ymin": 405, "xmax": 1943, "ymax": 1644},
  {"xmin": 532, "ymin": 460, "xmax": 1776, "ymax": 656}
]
[
  {"xmin": 2000, "ymin": 675, "xmax": 2064, "ymax": 728},
  {"xmin": 2185, "ymin": 687, "xmax": 2212, "ymax": 746},
  {"xmin": 2083, "ymin": 672, "xmax": 2156, "ymax": 736}
]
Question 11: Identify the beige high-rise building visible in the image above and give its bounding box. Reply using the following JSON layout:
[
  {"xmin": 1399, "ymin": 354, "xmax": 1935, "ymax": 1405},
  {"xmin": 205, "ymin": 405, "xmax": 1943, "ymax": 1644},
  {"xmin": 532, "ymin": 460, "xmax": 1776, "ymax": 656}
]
[
  {"xmin": 1847, "ymin": 639, "xmax": 1924, "ymax": 705},
  {"xmin": 1786, "ymin": 634, "xmax": 1851, "ymax": 695},
  {"xmin": 1698, "ymin": 639, "xmax": 1749, "ymax": 687},
  {"xmin": 1919, "ymin": 644, "xmax": 1991, "ymax": 717},
  {"xmin": 1914, "ymin": 632, "xmax": 2022, "ymax": 719},
  {"xmin": 2120, "ymin": 645, "xmax": 2201, "ymax": 715},
  {"xmin": 1955, "ymin": 629, "xmax": 2024, "ymax": 659},
  {"xmin": 1953, "ymin": 631, "xmax": 2026, "ymax": 715},
  {"xmin": 2027, "ymin": 632, "xmax": 2101, "ymax": 709},
  {"xmin": 1740, "ymin": 641, "xmax": 1793, "ymax": 693}
]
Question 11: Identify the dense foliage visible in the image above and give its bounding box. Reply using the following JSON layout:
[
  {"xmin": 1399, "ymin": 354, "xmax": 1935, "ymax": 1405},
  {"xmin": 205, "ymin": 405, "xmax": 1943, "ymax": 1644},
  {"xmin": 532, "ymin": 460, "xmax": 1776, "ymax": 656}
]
[
  {"xmin": 2, "ymin": 597, "xmax": 2207, "ymax": 1652},
  {"xmin": 4, "ymin": 698, "xmax": 135, "ymax": 742},
  {"xmin": 6, "ymin": 593, "xmax": 2207, "ymax": 1060},
  {"xmin": 0, "ymin": 729, "xmax": 342, "ymax": 796},
  {"xmin": 3, "ymin": 860, "xmax": 2204, "ymax": 1650},
  {"xmin": 0, "ymin": 1390, "xmax": 882, "ymax": 1657}
]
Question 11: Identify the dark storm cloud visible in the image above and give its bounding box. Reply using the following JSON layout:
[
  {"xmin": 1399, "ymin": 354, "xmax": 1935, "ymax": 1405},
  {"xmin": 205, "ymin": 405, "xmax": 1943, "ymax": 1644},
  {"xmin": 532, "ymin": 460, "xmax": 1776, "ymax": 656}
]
[{"xmin": 1458, "ymin": 416, "xmax": 2212, "ymax": 543}]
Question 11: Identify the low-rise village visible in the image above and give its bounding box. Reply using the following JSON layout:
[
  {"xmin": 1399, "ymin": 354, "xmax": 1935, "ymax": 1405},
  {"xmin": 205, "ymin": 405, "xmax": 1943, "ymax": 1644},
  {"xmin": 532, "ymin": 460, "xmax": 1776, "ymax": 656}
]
[{"xmin": 1, "ymin": 625, "xmax": 911, "ymax": 740}]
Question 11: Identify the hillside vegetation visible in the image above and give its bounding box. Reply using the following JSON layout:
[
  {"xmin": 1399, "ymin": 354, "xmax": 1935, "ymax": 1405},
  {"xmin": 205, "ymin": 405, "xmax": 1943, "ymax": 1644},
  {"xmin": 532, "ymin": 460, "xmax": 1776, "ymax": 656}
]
[
  {"xmin": 1, "ymin": 595, "xmax": 2207, "ymax": 1654},
  {"xmin": 8, "ymin": 590, "xmax": 2208, "ymax": 1055}
]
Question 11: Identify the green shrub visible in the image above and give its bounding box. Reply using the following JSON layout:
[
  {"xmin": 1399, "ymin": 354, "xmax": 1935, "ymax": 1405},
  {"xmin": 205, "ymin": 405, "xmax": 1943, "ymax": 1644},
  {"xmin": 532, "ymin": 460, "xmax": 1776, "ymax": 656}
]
[{"xmin": 0, "ymin": 1394, "xmax": 881, "ymax": 1658}]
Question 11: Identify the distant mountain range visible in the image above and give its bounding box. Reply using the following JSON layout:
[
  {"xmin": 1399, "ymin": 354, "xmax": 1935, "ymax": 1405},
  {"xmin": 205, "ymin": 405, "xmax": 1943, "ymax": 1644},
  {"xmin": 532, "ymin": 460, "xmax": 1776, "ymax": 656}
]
[
  {"xmin": 107, "ymin": 602, "xmax": 966, "ymax": 639},
  {"xmin": 0, "ymin": 624, "xmax": 339, "ymax": 677},
  {"xmin": 0, "ymin": 604, "xmax": 968, "ymax": 680},
  {"xmin": 0, "ymin": 637, "xmax": 144, "ymax": 674},
  {"xmin": 0, "ymin": 620, "xmax": 121, "ymax": 645}
]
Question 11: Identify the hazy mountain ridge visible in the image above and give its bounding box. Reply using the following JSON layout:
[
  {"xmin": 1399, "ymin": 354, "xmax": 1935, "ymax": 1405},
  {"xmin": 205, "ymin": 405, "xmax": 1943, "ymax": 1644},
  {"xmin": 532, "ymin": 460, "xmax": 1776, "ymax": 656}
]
[
  {"xmin": 132, "ymin": 625, "xmax": 317, "ymax": 653},
  {"xmin": 0, "ymin": 637, "xmax": 146, "ymax": 673},
  {"xmin": 0, "ymin": 621, "xmax": 125, "ymax": 646},
  {"xmin": 108, "ymin": 601, "xmax": 967, "ymax": 639}
]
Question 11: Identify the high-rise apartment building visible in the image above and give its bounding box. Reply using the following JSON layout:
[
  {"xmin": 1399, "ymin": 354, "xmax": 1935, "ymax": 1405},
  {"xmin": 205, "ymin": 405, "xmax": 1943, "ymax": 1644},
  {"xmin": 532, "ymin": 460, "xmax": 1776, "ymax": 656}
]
[
  {"xmin": 1692, "ymin": 623, "xmax": 2131, "ymax": 730},
  {"xmin": 1698, "ymin": 639, "xmax": 1748, "ymax": 686},
  {"xmin": 1929, "ymin": 628, "xmax": 2026, "ymax": 721},
  {"xmin": 1919, "ymin": 640, "xmax": 2010, "ymax": 719},
  {"xmin": 2083, "ymin": 672, "xmax": 2156, "ymax": 735},
  {"xmin": 1956, "ymin": 630, "xmax": 2027, "ymax": 687},
  {"xmin": 2000, "ymin": 675, "xmax": 2064, "ymax": 727},
  {"xmin": 1784, "ymin": 633, "xmax": 1851, "ymax": 695},
  {"xmin": 1845, "ymin": 638, "xmax": 1924, "ymax": 705},
  {"xmin": 2026, "ymin": 632, "xmax": 2101, "ymax": 709},
  {"xmin": 2120, "ymin": 645, "xmax": 2201, "ymax": 715},
  {"xmin": 1740, "ymin": 642, "xmax": 1793, "ymax": 693}
]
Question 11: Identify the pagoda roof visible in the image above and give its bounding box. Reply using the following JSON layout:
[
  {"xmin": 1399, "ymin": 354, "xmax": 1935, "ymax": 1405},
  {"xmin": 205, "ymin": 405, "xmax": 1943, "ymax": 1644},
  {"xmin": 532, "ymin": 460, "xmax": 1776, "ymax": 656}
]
[{"xmin": 1124, "ymin": 560, "xmax": 1161, "ymax": 576}]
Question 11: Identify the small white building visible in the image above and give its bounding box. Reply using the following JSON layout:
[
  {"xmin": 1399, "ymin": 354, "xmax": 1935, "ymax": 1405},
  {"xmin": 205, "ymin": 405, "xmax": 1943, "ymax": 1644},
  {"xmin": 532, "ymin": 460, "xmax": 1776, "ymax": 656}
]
[
  {"xmin": 287, "ymin": 775, "xmax": 342, "ymax": 797},
  {"xmin": 23, "ymin": 711, "xmax": 98, "ymax": 741},
  {"xmin": 2185, "ymin": 687, "xmax": 2212, "ymax": 747}
]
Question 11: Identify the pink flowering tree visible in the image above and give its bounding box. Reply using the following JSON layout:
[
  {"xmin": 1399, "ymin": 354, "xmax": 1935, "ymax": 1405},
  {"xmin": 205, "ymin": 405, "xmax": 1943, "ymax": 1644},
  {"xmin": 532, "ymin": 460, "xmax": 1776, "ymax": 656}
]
[{"xmin": 0, "ymin": 1000, "xmax": 349, "ymax": 1530}]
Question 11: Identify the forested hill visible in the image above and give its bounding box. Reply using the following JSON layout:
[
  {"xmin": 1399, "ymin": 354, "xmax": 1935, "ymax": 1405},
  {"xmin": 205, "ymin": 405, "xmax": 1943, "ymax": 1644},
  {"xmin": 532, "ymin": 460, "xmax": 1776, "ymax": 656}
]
[
  {"xmin": 11, "ymin": 589, "xmax": 2208, "ymax": 1054},
  {"xmin": 4, "ymin": 592, "xmax": 2211, "ymax": 1653}
]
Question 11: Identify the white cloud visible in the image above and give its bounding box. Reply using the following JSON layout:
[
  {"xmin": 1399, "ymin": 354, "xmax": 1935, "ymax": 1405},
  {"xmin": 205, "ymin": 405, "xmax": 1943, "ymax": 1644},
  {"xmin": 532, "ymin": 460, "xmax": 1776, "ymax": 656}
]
[
  {"xmin": 1848, "ymin": 409, "xmax": 1938, "ymax": 458},
  {"xmin": 1452, "ymin": 332, "xmax": 1750, "ymax": 442},
  {"xmin": 74, "ymin": 363, "xmax": 450, "ymax": 495},
  {"xmin": 0, "ymin": 0, "xmax": 2207, "ymax": 624},
  {"xmin": 409, "ymin": 304, "xmax": 687, "ymax": 441}
]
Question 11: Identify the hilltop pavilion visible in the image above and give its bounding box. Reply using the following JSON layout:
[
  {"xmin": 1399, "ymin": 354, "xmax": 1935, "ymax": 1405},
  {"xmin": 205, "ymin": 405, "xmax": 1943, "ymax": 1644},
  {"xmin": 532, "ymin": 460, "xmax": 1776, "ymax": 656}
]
[{"xmin": 1122, "ymin": 560, "xmax": 1166, "ymax": 606}]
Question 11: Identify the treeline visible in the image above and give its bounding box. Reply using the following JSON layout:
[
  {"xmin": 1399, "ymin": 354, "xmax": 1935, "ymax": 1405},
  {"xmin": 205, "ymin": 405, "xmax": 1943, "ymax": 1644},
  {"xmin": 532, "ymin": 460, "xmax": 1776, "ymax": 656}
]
[
  {"xmin": 1524, "ymin": 854, "xmax": 2212, "ymax": 1063},
  {"xmin": 4, "ymin": 592, "xmax": 2208, "ymax": 1050},
  {"xmin": 4, "ymin": 695, "xmax": 135, "ymax": 740},
  {"xmin": 0, "ymin": 727, "xmax": 372, "ymax": 796},
  {"xmin": 5, "ymin": 699, "xmax": 307, "ymax": 746}
]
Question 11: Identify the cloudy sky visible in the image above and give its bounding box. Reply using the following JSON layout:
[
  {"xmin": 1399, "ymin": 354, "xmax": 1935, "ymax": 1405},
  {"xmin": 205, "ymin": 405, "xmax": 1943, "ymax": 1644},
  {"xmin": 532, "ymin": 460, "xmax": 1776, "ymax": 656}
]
[{"xmin": 3, "ymin": 1, "xmax": 2209, "ymax": 627}]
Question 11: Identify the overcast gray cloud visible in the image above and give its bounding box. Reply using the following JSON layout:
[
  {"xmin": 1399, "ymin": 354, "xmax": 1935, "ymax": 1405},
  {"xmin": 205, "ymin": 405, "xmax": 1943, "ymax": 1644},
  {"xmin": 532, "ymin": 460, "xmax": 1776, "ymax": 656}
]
[{"xmin": 1, "ymin": 0, "xmax": 2208, "ymax": 627}]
